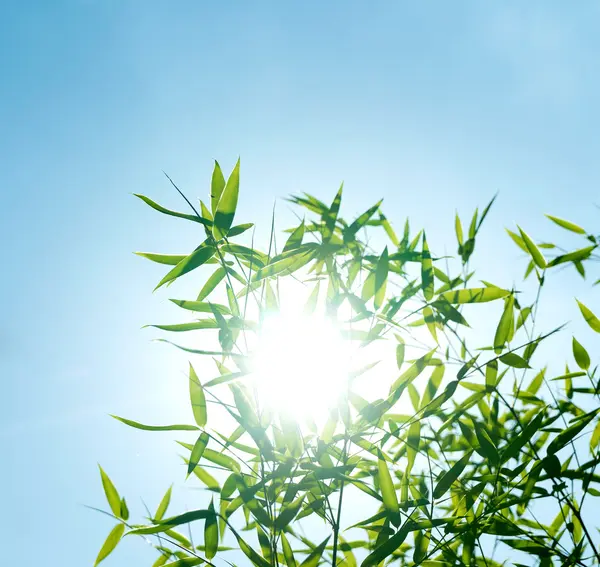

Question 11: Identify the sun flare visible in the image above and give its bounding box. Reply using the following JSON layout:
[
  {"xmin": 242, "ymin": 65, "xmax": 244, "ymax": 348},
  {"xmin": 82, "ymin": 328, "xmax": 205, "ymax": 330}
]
[{"xmin": 252, "ymin": 313, "xmax": 351, "ymax": 423}]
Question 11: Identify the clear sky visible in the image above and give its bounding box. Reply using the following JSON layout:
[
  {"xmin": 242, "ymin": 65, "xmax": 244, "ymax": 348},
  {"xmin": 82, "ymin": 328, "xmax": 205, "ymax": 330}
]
[{"xmin": 2, "ymin": 2, "xmax": 600, "ymax": 566}]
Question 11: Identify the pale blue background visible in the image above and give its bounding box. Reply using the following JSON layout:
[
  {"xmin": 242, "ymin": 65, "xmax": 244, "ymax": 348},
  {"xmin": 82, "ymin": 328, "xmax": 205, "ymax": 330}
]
[{"xmin": 2, "ymin": 1, "xmax": 600, "ymax": 565}]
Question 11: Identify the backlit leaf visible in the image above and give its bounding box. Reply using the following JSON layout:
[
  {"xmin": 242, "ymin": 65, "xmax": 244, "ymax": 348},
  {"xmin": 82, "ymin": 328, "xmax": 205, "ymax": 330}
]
[
  {"xmin": 572, "ymin": 337, "xmax": 590, "ymax": 370},
  {"xmin": 546, "ymin": 214, "xmax": 585, "ymax": 234},
  {"xmin": 213, "ymin": 158, "xmax": 240, "ymax": 240},
  {"xmin": 518, "ymin": 226, "xmax": 546, "ymax": 269},
  {"xmin": 210, "ymin": 161, "xmax": 226, "ymax": 215},
  {"xmin": 95, "ymin": 523, "xmax": 125, "ymax": 566},
  {"xmin": 98, "ymin": 466, "xmax": 121, "ymax": 518},
  {"xmin": 433, "ymin": 451, "xmax": 473, "ymax": 499},
  {"xmin": 204, "ymin": 498, "xmax": 218, "ymax": 560},
  {"xmin": 576, "ymin": 300, "xmax": 600, "ymax": 333},
  {"xmin": 155, "ymin": 242, "xmax": 216, "ymax": 290},
  {"xmin": 187, "ymin": 432, "xmax": 209, "ymax": 476},
  {"xmin": 440, "ymin": 287, "xmax": 510, "ymax": 304},
  {"xmin": 189, "ymin": 364, "xmax": 207, "ymax": 427},
  {"xmin": 421, "ymin": 234, "xmax": 434, "ymax": 301}
]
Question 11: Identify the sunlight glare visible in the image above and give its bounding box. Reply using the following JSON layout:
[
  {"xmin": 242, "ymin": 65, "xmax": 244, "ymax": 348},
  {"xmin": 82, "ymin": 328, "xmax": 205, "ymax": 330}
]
[{"xmin": 253, "ymin": 313, "xmax": 350, "ymax": 423}]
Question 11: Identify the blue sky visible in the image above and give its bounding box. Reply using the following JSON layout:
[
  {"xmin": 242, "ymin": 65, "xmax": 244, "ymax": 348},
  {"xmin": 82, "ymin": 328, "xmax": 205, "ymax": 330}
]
[{"xmin": 2, "ymin": 2, "xmax": 600, "ymax": 565}]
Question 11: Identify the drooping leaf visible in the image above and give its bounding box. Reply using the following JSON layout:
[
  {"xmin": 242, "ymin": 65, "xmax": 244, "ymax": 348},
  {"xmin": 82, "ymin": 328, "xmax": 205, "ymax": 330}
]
[{"xmin": 494, "ymin": 294, "xmax": 514, "ymax": 353}]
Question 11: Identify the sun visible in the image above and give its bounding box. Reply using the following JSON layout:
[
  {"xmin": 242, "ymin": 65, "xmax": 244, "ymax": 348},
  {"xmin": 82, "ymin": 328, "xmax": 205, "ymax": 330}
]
[{"xmin": 252, "ymin": 312, "xmax": 351, "ymax": 424}]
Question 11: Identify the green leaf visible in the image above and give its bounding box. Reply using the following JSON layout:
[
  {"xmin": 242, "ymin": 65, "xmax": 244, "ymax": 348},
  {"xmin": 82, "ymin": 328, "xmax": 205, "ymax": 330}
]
[
  {"xmin": 111, "ymin": 415, "xmax": 200, "ymax": 432},
  {"xmin": 254, "ymin": 251, "xmax": 312, "ymax": 281},
  {"xmin": 455, "ymin": 212, "xmax": 463, "ymax": 245},
  {"xmin": 213, "ymin": 158, "xmax": 240, "ymax": 240},
  {"xmin": 473, "ymin": 422, "xmax": 498, "ymax": 463},
  {"xmin": 155, "ymin": 486, "xmax": 172, "ymax": 521},
  {"xmin": 361, "ymin": 523, "xmax": 411, "ymax": 567},
  {"xmin": 299, "ymin": 536, "xmax": 330, "ymax": 567},
  {"xmin": 499, "ymin": 352, "xmax": 530, "ymax": 369},
  {"xmin": 433, "ymin": 451, "xmax": 473, "ymax": 499},
  {"xmin": 94, "ymin": 523, "xmax": 125, "ymax": 566},
  {"xmin": 170, "ymin": 300, "xmax": 230, "ymax": 315},
  {"xmin": 547, "ymin": 245, "xmax": 596, "ymax": 267},
  {"xmin": 576, "ymin": 300, "xmax": 600, "ymax": 333},
  {"xmin": 210, "ymin": 161, "xmax": 226, "ymax": 215},
  {"xmin": 155, "ymin": 242, "xmax": 216, "ymax": 290},
  {"xmin": 374, "ymin": 246, "xmax": 389, "ymax": 310},
  {"xmin": 503, "ymin": 410, "xmax": 544, "ymax": 462},
  {"xmin": 228, "ymin": 222, "xmax": 254, "ymax": 237},
  {"xmin": 119, "ymin": 498, "xmax": 129, "ymax": 521},
  {"xmin": 494, "ymin": 295, "xmax": 514, "ymax": 353},
  {"xmin": 134, "ymin": 194, "xmax": 209, "ymax": 226},
  {"xmin": 322, "ymin": 184, "xmax": 343, "ymax": 241},
  {"xmin": 281, "ymin": 532, "xmax": 297, "ymax": 567},
  {"xmin": 547, "ymin": 410, "xmax": 599, "ymax": 455},
  {"xmin": 377, "ymin": 449, "xmax": 399, "ymax": 516},
  {"xmin": 197, "ymin": 267, "xmax": 227, "ymax": 301},
  {"xmin": 98, "ymin": 466, "xmax": 121, "ymax": 518},
  {"xmin": 572, "ymin": 336, "xmax": 590, "ymax": 370},
  {"xmin": 440, "ymin": 287, "xmax": 510, "ymax": 304},
  {"xmin": 189, "ymin": 364, "xmax": 207, "ymax": 428},
  {"xmin": 546, "ymin": 214, "xmax": 585, "ymax": 234},
  {"xmin": 527, "ymin": 368, "xmax": 546, "ymax": 396},
  {"xmin": 135, "ymin": 252, "xmax": 187, "ymax": 266},
  {"xmin": 204, "ymin": 498, "xmax": 218, "ymax": 560},
  {"xmin": 188, "ymin": 432, "xmax": 210, "ymax": 476},
  {"xmin": 591, "ymin": 419, "xmax": 600, "ymax": 451},
  {"xmin": 421, "ymin": 234, "xmax": 434, "ymax": 301},
  {"xmin": 128, "ymin": 509, "xmax": 212, "ymax": 535},
  {"xmin": 379, "ymin": 212, "xmax": 400, "ymax": 246},
  {"xmin": 283, "ymin": 220, "xmax": 305, "ymax": 253},
  {"xmin": 518, "ymin": 226, "xmax": 546, "ymax": 269}
]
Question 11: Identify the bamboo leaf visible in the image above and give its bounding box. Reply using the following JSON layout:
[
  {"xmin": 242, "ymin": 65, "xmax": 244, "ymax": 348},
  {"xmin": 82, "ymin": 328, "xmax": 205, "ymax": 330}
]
[
  {"xmin": 189, "ymin": 363, "xmax": 207, "ymax": 428},
  {"xmin": 572, "ymin": 336, "xmax": 591, "ymax": 370},
  {"xmin": 155, "ymin": 486, "xmax": 172, "ymax": 521},
  {"xmin": 374, "ymin": 246, "xmax": 389, "ymax": 310},
  {"xmin": 433, "ymin": 451, "xmax": 473, "ymax": 499},
  {"xmin": 421, "ymin": 233, "xmax": 434, "ymax": 301},
  {"xmin": 155, "ymin": 242, "xmax": 216, "ymax": 290},
  {"xmin": 546, "ymin": 214, "xmax": 585, "ymax": 234},
  {"xmin": 440, "ymin": 287, "xmax": 510, "ymax": 304},
  {"xmin": 518, "ymin": 226, "xmax": 546, "ymax": 269},
  {"xmin": 98, "ymin": 466, "xmax": 121, "ymax": 518},
  {"xmin": 377, "ymin": 449, "xmax": 399, "ymax": 516},
  {"xmin": 213, "ymin": 158, "xmax": 240, "ymax": 240},
  {"xmin": 187, "ymin": 432, "xmax": 209, "ymax": 476},
  {"xmin": 576, "ymin": 300, "xmax": 600, "ymax": 333},
  {"xmin": 111, "ymin": 415, "xmax": 199, "ymax": 432},
  {"xmin": 95, "ymin": 523, "xmax": 125, "ymax": 566},
  {"xmin": 210, "ymin": 160, "xmax": 226, "ymax": 215},
  {"xmin": 204, "ymin": 498, "xmax": 218, "ymax": 560}
]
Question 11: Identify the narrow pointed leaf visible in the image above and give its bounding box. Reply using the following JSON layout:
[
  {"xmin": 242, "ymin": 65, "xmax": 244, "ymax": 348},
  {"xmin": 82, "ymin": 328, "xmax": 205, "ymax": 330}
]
[{"xmin": 95, "ymin": 523, "xmax": 125, "ymax": 566}]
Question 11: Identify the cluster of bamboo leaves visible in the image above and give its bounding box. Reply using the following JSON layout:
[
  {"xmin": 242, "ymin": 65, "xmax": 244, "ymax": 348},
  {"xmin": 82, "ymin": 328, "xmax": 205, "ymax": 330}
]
[{"xmin": 93, "ymin": 159, "xmax": 600, "ymax": 567}]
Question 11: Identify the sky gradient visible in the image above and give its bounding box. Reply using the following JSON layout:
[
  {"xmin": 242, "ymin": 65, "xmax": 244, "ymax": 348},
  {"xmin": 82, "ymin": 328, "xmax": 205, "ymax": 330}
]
[{"xmin": 2, "ymin": 2, "xmax": 600, "ymax": 565}]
